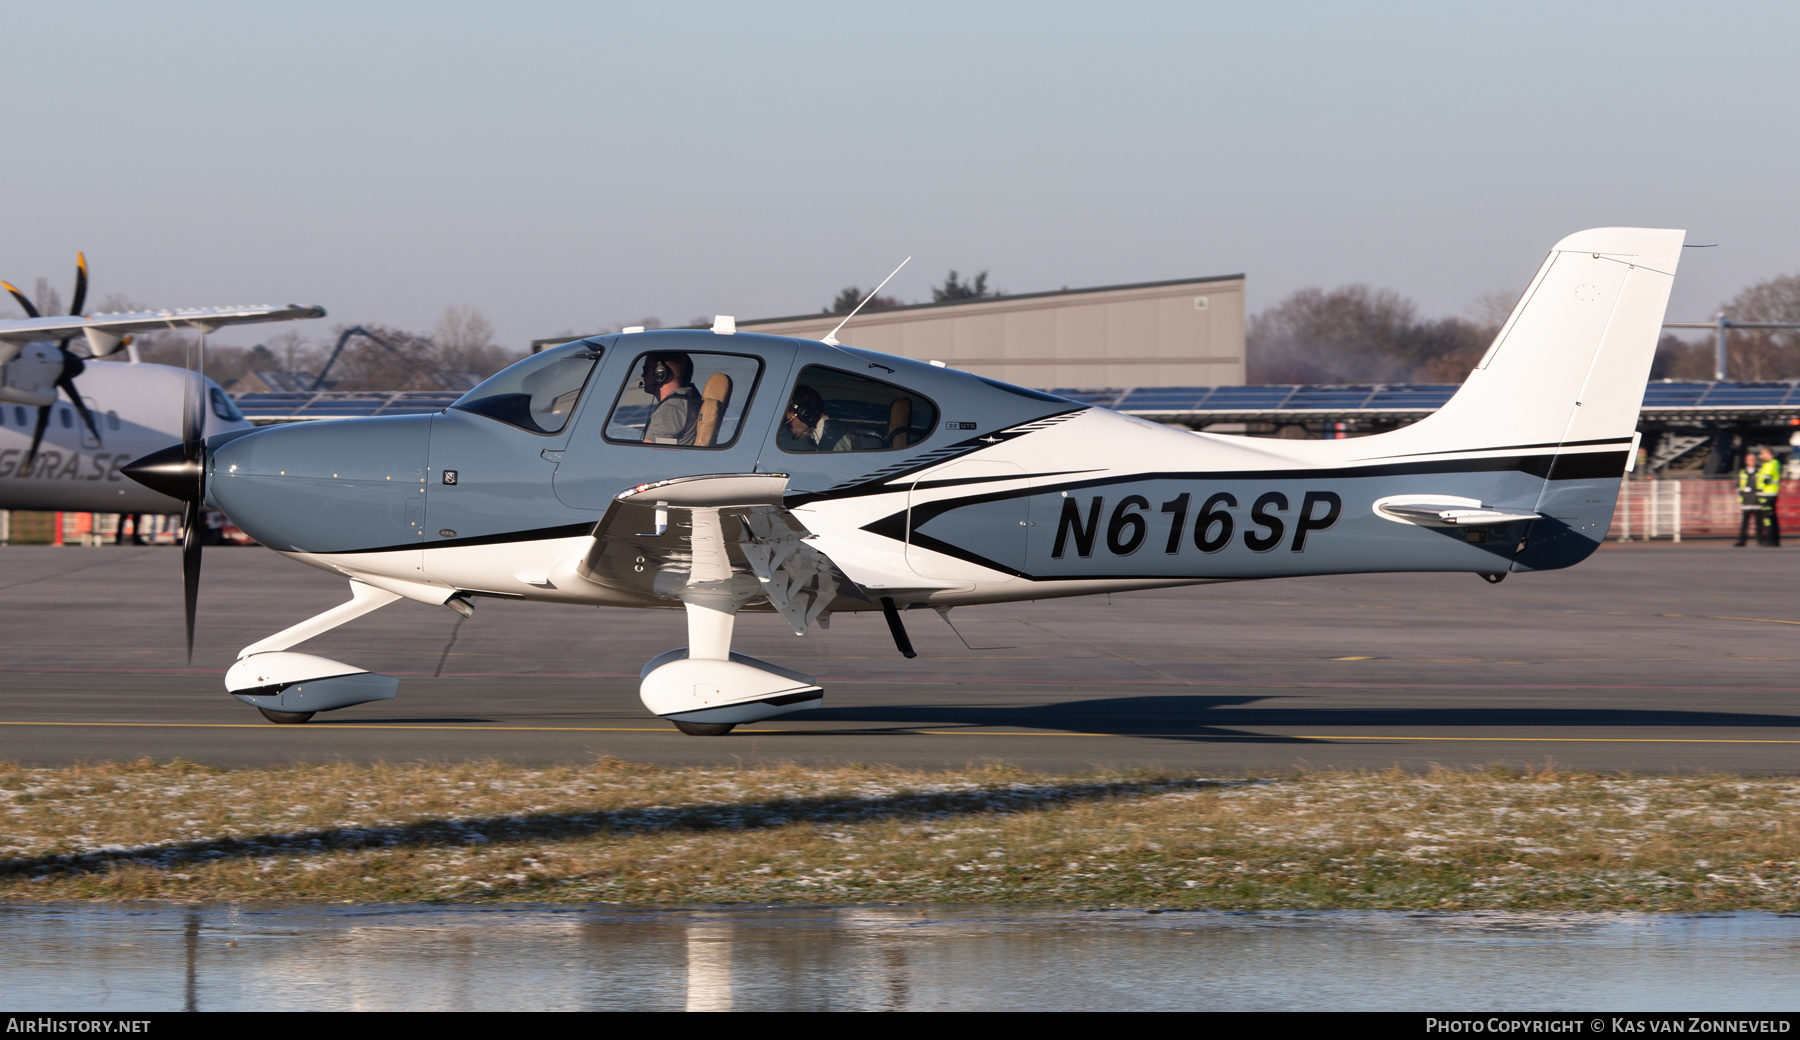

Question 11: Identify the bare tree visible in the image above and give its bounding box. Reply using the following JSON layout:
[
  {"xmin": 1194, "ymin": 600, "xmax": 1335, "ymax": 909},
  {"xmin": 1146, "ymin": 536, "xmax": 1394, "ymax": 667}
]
[
  {"xmin": 1717, "ymin": 275, "xmax": 1800, "ymax": 381},
  {"xmin": 431, "ymin": 305, "xmax": 514, "ymax": 376},
  {"xmin": 1248, "ymin": 285, "xmax": 1496, "ymax": 384},
  {"xmin": 1650, "ymin": 333, "xmax": 1713, "ymax": 380}
]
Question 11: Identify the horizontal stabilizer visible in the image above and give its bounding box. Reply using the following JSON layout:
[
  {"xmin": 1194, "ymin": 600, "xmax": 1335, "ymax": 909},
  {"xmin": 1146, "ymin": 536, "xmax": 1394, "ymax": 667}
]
[{"xmin": 1373, "ymin": 494, "xmax": 1541, "ymax": 528}]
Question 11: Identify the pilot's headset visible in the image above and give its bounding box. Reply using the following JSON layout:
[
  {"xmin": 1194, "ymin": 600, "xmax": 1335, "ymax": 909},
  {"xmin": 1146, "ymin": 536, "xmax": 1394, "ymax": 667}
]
[
  {"xmin": 787, "ymin": 388, "xmax": 823, "ymax": 429},
  {"xmin": 638, "ymin": 353, "xmax": 681, "ymax": 393}
]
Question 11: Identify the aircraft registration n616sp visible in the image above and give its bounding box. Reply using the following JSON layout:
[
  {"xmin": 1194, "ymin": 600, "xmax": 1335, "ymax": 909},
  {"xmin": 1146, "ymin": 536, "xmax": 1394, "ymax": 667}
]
[{"xmin": 126, "ymin": 227, "xmax": 1682, "ymax": 733}]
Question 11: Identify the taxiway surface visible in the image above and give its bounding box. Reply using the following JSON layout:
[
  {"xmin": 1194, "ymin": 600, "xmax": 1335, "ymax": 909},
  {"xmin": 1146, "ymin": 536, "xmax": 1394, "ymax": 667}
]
[{"xmin": 2, "ymin": 543, "xmax": 1797, "ymax": 772}]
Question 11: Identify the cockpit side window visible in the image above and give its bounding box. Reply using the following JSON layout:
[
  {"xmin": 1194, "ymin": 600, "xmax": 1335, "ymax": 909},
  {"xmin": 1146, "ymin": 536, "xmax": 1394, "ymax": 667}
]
[
  {"xmin": 450, "ymin": 340, "xmax": 602, "ymax": 435},
  {"xmin": 210, "ymin": 386, "xmax": 243, "ymax": 422},
  {"xmin": 602, "ymin": 350, "xmax": 764, "ymax": 449},
  {"xmin": 776, "ymin": 365, "xmax": 937, "ymax": 453}
]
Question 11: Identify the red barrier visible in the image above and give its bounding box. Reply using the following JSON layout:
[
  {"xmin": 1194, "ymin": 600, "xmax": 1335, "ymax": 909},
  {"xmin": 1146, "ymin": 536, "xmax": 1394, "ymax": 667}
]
[{"xmin": 1610, "ymin": 479, "xmax": 1800, "ymax": 539}]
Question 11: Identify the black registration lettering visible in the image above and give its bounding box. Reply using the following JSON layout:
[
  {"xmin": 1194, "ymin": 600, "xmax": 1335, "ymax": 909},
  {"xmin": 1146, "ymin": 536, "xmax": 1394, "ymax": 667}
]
[
  {"xmin": 1052, "ymin": 495, "xmax": 1103, "ymax": 558},
  {"xmin": 1106, "ymin": 495, "xmax": 1149, "ymax": 556},
  {"xmin": 1243, "ymin": 491, "xmax": 1288, "ymax": 552},
  {"xmin": 1160, "ymin": 493, "xmax": 1189, "ymax": 554},
  {"xmin": 1194, "ymin": 492, "xmax": 1235, "ymax": 553},
  {"xmin": 1292, "ymin": 491, "xmax": 1342, "ymax": 552}
]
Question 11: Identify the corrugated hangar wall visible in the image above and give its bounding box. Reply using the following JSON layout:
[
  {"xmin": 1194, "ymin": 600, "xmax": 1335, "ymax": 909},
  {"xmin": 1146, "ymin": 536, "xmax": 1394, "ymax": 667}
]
[{"xmin": 735, "ymin": 275, "xmax": 1246, "ymax": 390}]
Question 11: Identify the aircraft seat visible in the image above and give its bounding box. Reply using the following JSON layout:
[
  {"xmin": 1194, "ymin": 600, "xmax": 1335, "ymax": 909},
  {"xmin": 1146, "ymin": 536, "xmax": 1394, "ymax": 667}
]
[
  {"xmin": 887, "ymin": 397, "xmax": 912, "ymax": 448},
  {"xmin": 695, "ymin": 372, "xmax": 732, "ymax": 447}
]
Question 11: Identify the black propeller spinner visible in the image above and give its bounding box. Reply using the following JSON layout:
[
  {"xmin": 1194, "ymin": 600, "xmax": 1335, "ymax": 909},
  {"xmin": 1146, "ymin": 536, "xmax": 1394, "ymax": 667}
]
[{"xmin": 1, "ymin": 253, "xmax": 108, "ymax": 470}]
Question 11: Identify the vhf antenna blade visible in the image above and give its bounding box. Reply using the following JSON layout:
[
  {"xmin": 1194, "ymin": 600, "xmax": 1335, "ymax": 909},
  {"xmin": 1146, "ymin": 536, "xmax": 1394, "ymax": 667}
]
[{"xmin": 822, "ymin": 257, "xmax": 910, "ymax": 346}]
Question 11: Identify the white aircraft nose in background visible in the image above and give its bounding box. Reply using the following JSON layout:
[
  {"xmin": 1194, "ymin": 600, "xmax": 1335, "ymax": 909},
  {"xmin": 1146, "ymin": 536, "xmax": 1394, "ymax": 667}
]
[{"xmin": 0, "ymin": 252, "xmax": 326, "ymax": 513}]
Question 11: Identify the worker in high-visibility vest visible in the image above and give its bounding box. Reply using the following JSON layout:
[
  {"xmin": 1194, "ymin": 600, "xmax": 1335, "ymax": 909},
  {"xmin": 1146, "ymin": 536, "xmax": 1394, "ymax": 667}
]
[
  {"xmin": 1755, "ymin": 445, "xmax": 1783, "ymax": 547},
  {"xmin": 1736, "ymin": 451, "xmax": 1762, "ymax": 546}
]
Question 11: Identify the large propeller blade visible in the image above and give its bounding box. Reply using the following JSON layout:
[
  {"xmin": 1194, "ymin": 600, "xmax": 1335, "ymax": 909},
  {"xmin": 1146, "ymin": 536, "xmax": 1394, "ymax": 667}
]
[
  {"xmin": 67, "ymin": 252, "xmax": 87, "ymax": 319},
  {"xmin": 1, "ymin": 279, "xmax": 40, "ymax": 318},
  {"xmin": 7, "ymin": 255, "xmax": 104, "ymax": 470}
]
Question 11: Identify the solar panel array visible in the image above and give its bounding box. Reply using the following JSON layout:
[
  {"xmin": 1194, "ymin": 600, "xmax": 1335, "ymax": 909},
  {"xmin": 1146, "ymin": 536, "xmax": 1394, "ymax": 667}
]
[{"xmin": 232, "ymin": 382, "xmax": 1800, "ymax": 425}]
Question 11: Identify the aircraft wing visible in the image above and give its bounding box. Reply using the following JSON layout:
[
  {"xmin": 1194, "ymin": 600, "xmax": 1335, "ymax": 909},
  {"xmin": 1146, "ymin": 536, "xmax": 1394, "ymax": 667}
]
[
  {"xmin": 0, "ymin": 304, "xmax": 327, "ymax": 348},
  {"xmin": 576, "ymin": 473, "xmax": 944, "ymax": 633}
]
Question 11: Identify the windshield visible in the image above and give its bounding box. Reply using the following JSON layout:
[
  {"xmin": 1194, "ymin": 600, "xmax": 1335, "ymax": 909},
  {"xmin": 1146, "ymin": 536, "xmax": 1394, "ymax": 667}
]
[{"xmin": 451, "ymin": 340, "xmax": 603, "ymax": 434}]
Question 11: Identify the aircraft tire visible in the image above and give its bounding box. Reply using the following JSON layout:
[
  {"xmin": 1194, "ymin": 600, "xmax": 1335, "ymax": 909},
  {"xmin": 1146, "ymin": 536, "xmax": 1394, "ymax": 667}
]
[
  {"xmin": 671, "ymin": 720, "xmax": 736, "ymax": 736},
  {"xmin": 257, "ymin": 708, "xmax": 317, "ymax": 725}
]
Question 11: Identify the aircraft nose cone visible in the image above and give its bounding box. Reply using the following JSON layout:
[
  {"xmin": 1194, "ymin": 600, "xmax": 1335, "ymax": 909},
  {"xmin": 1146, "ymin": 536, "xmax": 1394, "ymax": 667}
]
[{"xmin": 122, "ymin": 443, "xmax": 202, "ymax": 503}]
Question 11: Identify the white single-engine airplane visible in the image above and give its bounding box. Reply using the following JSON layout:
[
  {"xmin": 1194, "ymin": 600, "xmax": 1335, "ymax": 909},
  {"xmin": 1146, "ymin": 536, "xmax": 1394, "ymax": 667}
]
[
  {"xmin": 1, "ymin": 254, "xmax": 325, "ymax": 512},
  {"xmin": 127, "ymin": 228, "xmax": 1681, "ymax": 731}
]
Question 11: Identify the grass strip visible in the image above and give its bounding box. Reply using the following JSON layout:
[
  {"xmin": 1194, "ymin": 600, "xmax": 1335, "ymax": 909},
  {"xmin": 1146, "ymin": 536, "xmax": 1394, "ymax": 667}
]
[{"xmin": 0, "ymin": 758, "xmax": 1795, "ymax": 910}]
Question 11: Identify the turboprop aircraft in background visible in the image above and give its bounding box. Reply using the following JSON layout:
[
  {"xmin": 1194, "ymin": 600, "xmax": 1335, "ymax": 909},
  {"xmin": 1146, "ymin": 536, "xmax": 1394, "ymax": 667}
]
[
  {"xmin": 126, "ymin": 228, "xmax": 1683, "ymax": 731},
  {"xmin": 0, "ymin": 253, "xmax": 325, "ymax": 512}
]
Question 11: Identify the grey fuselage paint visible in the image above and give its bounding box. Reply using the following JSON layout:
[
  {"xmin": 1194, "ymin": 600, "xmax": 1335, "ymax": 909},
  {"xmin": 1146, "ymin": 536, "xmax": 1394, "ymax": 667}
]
[{"xmin": 208, "ymin": 332, "xmax": 1082, "ymax": 557}]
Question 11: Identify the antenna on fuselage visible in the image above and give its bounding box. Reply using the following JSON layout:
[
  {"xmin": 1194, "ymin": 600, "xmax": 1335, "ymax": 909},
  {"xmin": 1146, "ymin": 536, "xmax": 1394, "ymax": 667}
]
[{"xmin": 821, "ymin": 257, "xmax": 910, "ymax": 347}]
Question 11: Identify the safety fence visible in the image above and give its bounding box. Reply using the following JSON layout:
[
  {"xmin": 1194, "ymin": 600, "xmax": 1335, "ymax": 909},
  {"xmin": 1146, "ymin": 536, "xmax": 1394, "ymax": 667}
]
[{"xmin": 1611, "ymin": 479, "xmax": 1800, "ymax": 541}]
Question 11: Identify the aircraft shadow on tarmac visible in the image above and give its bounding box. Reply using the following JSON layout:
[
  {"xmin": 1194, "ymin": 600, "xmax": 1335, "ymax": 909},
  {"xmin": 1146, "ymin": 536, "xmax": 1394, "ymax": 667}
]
[
  {"xmin": 787, "ymin": 695, "xmax": 1800, "ymax": 743},
  {"xmin": 0, "ymin": 777, "xmax": 1230, "ymax": 879}
]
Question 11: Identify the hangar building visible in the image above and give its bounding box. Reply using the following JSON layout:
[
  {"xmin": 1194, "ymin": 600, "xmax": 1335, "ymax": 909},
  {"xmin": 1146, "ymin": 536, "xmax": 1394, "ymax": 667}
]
[{"xmin": 730, "ymin": 274, "xmax": 1246, "ymax": 390}]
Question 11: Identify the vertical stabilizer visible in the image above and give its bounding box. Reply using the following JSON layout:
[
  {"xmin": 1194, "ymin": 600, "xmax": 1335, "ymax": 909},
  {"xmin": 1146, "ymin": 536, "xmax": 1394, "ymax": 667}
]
[{"xmin": 1393, "ymin": 228, "xmax": 1684, "ymax": 453}]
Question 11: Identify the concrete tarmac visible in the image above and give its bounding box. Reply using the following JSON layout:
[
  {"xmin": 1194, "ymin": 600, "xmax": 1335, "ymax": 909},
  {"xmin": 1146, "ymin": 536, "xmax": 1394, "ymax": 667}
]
[{"xmin": 2, "ymin": 542, "xmax": 1798, "ymax": 772}]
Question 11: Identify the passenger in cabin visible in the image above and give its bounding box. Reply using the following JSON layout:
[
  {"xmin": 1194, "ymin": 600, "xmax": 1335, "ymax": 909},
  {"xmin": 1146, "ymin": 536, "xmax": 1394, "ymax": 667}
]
[
  {"xmin": 639, "ymin": 352, "xmax": 700, "ymax": 445},
  {"xmin": 778, "ymin": 385, "xmax": 857, "ymax": 452}
]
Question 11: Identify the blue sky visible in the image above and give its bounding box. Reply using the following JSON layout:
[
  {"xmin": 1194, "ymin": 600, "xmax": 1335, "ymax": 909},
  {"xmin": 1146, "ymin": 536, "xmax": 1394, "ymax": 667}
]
[{"xmin": 2, "ymin": 1, "xmax": 1794, "ymax": 351}]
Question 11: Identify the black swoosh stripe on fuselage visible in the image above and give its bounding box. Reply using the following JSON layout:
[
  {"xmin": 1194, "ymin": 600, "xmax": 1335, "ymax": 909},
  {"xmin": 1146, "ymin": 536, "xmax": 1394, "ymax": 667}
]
[
  {"xmin": 861, "ymin": 450, "xmax": 1627, "ymax": 570},
  {"xmin": 307, "ymin": 521, "xmax": 596, "ymax": 556}
]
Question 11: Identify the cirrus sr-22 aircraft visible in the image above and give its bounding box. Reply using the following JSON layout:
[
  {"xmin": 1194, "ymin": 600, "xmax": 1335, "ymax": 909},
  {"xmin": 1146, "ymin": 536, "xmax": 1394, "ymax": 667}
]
[
  {"xmin": 0, "ymin": 253, "xmax": 325, "ymax": 512},
  {"xmin": 126, "ymin": 228, "xmax": 1682, "ymax": 733}
]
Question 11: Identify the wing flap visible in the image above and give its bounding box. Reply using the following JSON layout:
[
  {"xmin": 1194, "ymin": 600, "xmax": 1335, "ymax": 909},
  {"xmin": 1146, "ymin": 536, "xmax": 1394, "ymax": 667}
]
[{"xmin": 575, "ymin": 473, "xmax": 872, "ymax": 634}]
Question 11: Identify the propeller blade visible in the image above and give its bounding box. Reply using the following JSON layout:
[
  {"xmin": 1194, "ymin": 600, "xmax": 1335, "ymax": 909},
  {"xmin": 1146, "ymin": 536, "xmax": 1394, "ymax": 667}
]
[
  {"xmin": 182, "ymin": 333, "xmax": 206, "ymax": 453},
  {"xmin": 181, "ymin": 498, "xmax": 202, "ymax": 662},
  {"xmin": 1, "ymin": 280, "xmax": 40, "ymax": 319},
  {"xmin": 56, "ymin": 370, "xmax": 102, "ymax": 445},
  {"xmin": 22, "ymin": 404, "xmax": 50, "ymax": 471},
  {"xmin": 68, "ymin": 252, "xmax": 87, "ymax": 317},
  {"xmin": 180, "ymin": 329, "xmax": 208, "ymax": 662}
]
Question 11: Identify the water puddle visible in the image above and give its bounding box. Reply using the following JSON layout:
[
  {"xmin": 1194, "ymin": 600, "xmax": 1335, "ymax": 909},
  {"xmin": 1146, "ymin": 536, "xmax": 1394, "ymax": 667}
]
[{"xmin": 2, "ymin": 905, "xmax": 1797, "ymax": 1011}]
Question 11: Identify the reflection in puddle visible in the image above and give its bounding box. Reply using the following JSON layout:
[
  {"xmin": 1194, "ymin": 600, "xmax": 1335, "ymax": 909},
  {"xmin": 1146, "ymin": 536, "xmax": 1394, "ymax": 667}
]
[
  {"xmin": 2, "ymin": 905, "xmax": 1797, "ymax": 1011},
  {"xmin": 685, "ymin": 922, "xmax": 732, "ymax": 1012}
]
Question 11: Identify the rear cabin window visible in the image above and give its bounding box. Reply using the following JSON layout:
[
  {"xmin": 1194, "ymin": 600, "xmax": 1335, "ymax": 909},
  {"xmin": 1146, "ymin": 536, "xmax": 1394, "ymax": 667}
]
[
  {"xmin": 603, "ymin": 350, "xmax": 764, "ymax": 448},
  {"xmin": 451, "ymin": 340, "xmax": 602, "ymax": 435},
  {"xmin": 777, "ymin": 365, "xmax": 936, "ymax": 453}
]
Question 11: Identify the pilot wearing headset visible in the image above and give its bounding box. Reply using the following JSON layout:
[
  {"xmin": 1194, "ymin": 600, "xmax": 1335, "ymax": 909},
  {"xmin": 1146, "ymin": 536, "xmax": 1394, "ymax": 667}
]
[
  {"xmin": 639, "ymin": 352, "xmax": 701, "ymax": 445},
  {"xmin": 778, "ymin": 384, "xmax": 859, "ymax": 452}
]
